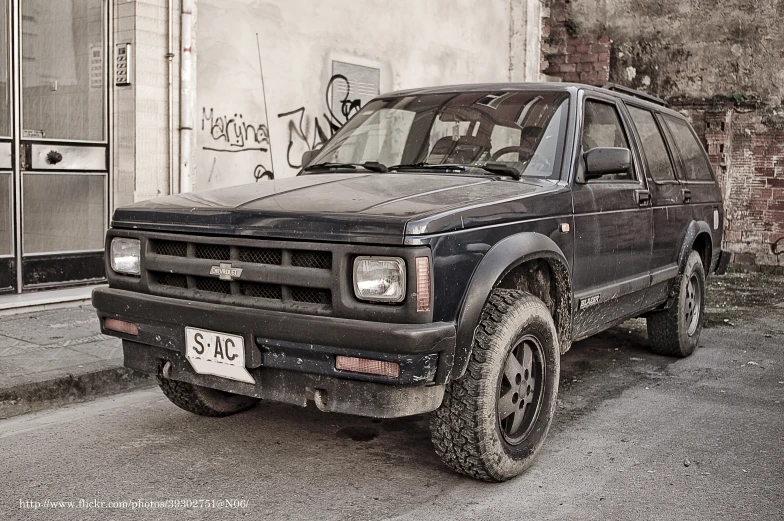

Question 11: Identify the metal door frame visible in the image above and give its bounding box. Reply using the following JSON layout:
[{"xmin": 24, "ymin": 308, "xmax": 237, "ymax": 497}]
[{"xmin": 9, "ymin": 0, "xmax": 112, "ymax": 293}]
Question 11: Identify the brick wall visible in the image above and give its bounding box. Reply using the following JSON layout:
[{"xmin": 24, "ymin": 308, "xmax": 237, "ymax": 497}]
[
  {"xmin": 541, "ymin": 0, "xmax": 609, "ymax": 86},
  {"xmin": 663, "ymin": 101, "xmax": 784, "ymax": 273},
  {"xmin": 540, "ymin": 0, "xmax": 784, "ymax": 271}
]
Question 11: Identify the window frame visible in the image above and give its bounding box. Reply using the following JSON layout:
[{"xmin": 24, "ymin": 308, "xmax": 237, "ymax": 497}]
[
  {"xmin": 659, "ymin": 114, "xmax": 718, "ymax": 185},
  {"xmin": 579, "ymin": 94, "xmax": 645, "ymax": 186}
]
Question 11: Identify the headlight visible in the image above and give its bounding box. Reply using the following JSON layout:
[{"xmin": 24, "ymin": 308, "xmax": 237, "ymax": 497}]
[
  {"xmin": 353, "ymin": 256, "xmax": 406, "ymax": 303},
  {"xmin": 110, "ymin": 238, "xmax": 141, "ymax": 275}
]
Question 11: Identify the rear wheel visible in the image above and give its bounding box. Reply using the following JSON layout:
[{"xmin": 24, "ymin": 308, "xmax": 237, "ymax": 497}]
[
  {"xmin": 430, "ymin": 289, "xmax": 560, "ymax": 482},
  {"xmin": 646, "ymin": 251, "xmax": 706, "ymax": 357},
  {"xmin": 158, "ymin": 377, "xmax": 259, "ymax": 417}
]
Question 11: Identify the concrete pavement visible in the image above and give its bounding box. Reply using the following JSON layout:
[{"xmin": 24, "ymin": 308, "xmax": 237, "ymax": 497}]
[
  {"xmin": 0, "ymin": 305, "xmax": 151, "ymax": 419},
  {"xmin": 0, "ymin": 272, "xmax": 782, "ymax": 520}
]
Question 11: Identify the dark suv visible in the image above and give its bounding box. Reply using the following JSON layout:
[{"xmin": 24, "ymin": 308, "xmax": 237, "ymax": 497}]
[{"xmin": 94, "ymin": 83, "xmax": 729, "ymax": 481}]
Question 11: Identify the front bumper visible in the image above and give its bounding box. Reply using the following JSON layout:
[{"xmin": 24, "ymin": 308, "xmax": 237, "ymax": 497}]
[{"xmin": 93, "ymin": 288, "xmax": 455, "ymax": 417}]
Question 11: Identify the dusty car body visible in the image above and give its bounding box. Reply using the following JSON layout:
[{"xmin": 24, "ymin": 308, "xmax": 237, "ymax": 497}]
[{"xmin": 94, "ymin": 82, "xmax": 727, "ymax": 481}]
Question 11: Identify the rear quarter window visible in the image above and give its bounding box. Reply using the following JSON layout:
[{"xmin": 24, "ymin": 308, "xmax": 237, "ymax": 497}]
[{"xmin": 662, "ymin": 115, "xmax": 715, "ymax": 182}]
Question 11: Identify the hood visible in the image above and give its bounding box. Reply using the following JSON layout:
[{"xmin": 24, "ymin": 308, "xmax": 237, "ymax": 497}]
[{"xmin": 112, "ymin": 173, "xmax": 560, "ymax": 244}]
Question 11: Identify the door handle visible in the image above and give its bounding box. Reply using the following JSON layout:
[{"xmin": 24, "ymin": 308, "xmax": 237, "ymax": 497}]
[
  {"xmin": 19, "ymin": 143, "xmax": 30, "ymax": 170},
  {"xmin": 635, "ymin": 189, "xmax": 651, "ymax": 206},
  {"xmin": 682, "ymin": 188, "xmax": 692, "ymax": 203}
]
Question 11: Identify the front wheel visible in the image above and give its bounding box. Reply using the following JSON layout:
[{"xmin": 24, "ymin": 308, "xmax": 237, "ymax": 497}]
[
  {"xmin": 430, "ymin": 289, "xmax": 560, "ymax": 482},
  {"xmin": 646, "ymin": 250, "xmax": 706, "ymax": 357},
  {"xmin": 158, "ymin": 377, "xmax": 260, "ymax": 417}
]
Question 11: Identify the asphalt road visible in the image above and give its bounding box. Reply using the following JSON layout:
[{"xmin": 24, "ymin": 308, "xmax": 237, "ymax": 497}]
[{"xmin": 2, "ymin": 274, "xmax": 783, "ymax": 521}]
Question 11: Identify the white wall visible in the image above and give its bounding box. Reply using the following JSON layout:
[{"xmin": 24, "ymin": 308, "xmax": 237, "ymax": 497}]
[{"xmin": 193, "ymin": 0, "xmax": 526, "ymax": 190}]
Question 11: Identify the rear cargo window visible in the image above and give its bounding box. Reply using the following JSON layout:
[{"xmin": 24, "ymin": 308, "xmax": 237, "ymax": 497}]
[
  {"xmin": 627, "ymin": 106, "xmax": 676, "ymax": 182},
  {"xmin": 662, "ymin": 115, "xmax": 714, "ymax": 182}
]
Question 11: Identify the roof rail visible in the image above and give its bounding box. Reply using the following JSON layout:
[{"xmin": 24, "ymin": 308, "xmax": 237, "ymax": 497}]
[{"xmin": 601, "ymin": 83, "xmax": 667, "ymax": 107}]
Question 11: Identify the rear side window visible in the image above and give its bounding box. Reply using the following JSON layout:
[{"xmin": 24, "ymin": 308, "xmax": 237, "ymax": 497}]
[
  {"xmin": 627, "ymin": 106, "xmax": 676, "ymax": 182},
  {"xmin": 662, "ymin": 115, "xmax": 714, "ymax": 181},
  {"xmin": 582, "ymin": 100, "xmax": 633, "ymax": 181}
]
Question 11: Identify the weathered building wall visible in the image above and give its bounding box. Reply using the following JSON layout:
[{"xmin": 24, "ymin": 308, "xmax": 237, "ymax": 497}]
[
  {"xmin": 192, "ymin": 0, "xmax": 541, "ymax": 190},
  {"xmin": 541, "ymin": 0, "xmax": 784, "ymax": 270}
]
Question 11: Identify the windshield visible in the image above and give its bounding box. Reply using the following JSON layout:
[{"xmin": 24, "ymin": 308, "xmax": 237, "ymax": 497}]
[{"xmin": 307, "ymin": 90, "xmax": 570, "ymax": 179}]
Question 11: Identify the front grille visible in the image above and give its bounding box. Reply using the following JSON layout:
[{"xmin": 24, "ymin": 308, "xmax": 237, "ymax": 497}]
[
  {"xmin": 194, "ymin": 276, "xmax": 231, "ymax": 294},
  {"xmin": 195, "ymin": 244, "xmax": 230, "ymax": 261},
  {"xmin": 292, "ymin": 250, "xmax": 332, "ymax": 269},
  {"xmin": 147, "ymin": 237, "xmax": 333, "ymax": 312},
  {"xmin": 238, "ymin": 247, "xmax": 281, "ymax": 265},
  {"xmin": 154, "ymin": 241, "xmax": 186, "ymax": 257},
  {"xmin": 155, "ymin": 272, "xmax": 187, "ymax": 288},
  {"xmin": 240, "ymin": 282, "xmax": 282, "ymax": 300},
  {"xmin": 292, "ymin": 287, "xmax": 331, "ymax": 305}
]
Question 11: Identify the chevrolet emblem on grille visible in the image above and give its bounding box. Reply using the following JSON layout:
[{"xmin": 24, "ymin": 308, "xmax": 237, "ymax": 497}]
[{"xmin": 209, "ymin": 263, "xmax": 243, "ymax": 281}]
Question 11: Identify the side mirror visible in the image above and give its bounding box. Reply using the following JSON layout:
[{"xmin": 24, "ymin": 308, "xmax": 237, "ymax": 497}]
[
  {"xmin": 583, "ymin": 147, "xmax": 631, "ymax": 181},
  {"xmin": 301, "ymin": 149, "xmax": 320, "ymax": 168}
]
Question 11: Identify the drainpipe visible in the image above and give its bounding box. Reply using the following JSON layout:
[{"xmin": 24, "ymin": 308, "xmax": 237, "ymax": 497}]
[
  {"xmin": 179, "ymin": 0, "xmax": 195, "ymax": 193},
  {"xmin": 166, "ymin": 0, "xmax": 175, "ymax": 194}
]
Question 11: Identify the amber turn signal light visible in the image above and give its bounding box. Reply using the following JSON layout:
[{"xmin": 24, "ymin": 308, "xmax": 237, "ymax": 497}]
[
  {"xmin": 104, "ymin": 318, "xmax": 139, "ymax": 336},
  {"xmin": 335, "ymin": 355, "xmax": 400, "ymax": 378},
  {"xmin": 415, "ymin": 257, "xmax": 431, "ymax": 312}
]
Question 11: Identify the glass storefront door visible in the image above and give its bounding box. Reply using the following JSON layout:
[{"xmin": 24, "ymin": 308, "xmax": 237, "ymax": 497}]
[
  {"xmin": 1, "ymin": 0, "xmax": 108, "ymax": 293},
  {"xmin": 0, "ymin": 1, "xmax": 13, "ymax": 291}
]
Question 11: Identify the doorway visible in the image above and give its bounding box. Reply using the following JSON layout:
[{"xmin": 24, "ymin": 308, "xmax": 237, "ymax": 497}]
[{"xmin": 0, "ymin": 0, "xmax": 109, "ymax": 294}]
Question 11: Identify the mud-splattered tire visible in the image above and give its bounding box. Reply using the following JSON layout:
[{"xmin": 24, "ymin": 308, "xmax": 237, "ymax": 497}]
[
  {"xmin": 430, "ymin": 289, "xmax": 560, "ymax": 482},
  {"xmin": 646, "ymin": 251, "xmax": 706, "ymax": 357},
  {"xmin": 158, "ymin": 377, "xmax": 259, "ymax": 417}
]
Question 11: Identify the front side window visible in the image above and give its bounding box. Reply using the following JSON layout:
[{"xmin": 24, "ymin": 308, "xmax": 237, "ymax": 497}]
[
  {"xmin": 581, "ymin": 100, "xmax": 633, "ymax": 181},
  {"xmin": 627, "ymin": 106, "xmax": 676, "ymax": 182},
  {"xmin": 662, "ymin": 115, "xmax": 714, "ymax": 182},
  {"xmin": 310, "ymin": 91, "xmax": 570, "ymax": 180}
]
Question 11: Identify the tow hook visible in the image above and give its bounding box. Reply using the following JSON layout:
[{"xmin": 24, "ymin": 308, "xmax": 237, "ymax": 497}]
[{"xmin": 161, "ymin": 361, "xmax": 173, "ymax": 380}]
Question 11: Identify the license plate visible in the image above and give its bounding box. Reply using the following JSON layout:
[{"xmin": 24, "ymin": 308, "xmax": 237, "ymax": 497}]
[{"xmin": 185, "ymin": 327, "xmax": 255, "ymax": 384}]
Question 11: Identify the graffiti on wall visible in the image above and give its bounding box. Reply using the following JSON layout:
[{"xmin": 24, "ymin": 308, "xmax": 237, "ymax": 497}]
[
  {"xmin": 201, "ymin": 108, "xmax": 274, "ymax": 182},
  {"xmin": 197, "ymin": 50, "xmax": 380, "ymax": 186},
  {"xmin": 276, "ymin": 74, "xmax": 363, "ymax": 169}
]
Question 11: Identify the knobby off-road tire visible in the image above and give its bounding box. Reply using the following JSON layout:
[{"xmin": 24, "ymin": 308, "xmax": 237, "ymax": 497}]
[
  {"xmin": 430, "ymin": 289, "xmax": 560, "ymax": 482},
  {"xmin": 646, "ymin": 250, "xmax": 706, "ymax": 357},
  {"xmin": 158, "ymin": 377, "xmax": 259, "ymax": 417}
]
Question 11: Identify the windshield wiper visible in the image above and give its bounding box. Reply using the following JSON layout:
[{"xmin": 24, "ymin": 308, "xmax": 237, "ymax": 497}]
[
  {"xmin": 473, "ymin": 162, "xmax": 522, "ymax": 180},
  {"xmin": 388, "ymin": 163, "xmax": 467, "ymax": 172},
  {"xmin": 303, "ymin": 161, "xmax": 388, "ymax": 173}
]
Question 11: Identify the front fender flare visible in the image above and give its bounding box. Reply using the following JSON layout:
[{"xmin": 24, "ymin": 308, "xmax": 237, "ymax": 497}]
[{"xmin": 452, "ymin": 232, "xmax": 572, "ymax": 380}]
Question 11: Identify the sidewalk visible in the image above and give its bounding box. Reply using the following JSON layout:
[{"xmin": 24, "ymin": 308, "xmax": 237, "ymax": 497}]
[{"xmin": 0, "ymin": 304, "xmax": 152, "ymax": 419}]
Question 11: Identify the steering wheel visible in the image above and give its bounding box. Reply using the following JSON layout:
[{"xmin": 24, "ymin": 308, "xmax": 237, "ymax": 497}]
[{"xmin": 490, "ymin": 146, "xmax": 531, "ymax": 162}]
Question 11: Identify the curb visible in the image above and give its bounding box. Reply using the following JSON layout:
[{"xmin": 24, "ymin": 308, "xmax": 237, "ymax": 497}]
[{"xmin": 0, "ymin": 366, "xmax": 154, "ymax": 420}]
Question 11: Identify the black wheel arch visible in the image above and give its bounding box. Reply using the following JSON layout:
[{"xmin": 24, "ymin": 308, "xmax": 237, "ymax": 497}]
[
  {"xmin": 452, "ymin": 232, "xmax": 572, "ymax": 381},
  {"xmin": 669, "ymin": 220, "xmax": 713, "ymax": 303}
]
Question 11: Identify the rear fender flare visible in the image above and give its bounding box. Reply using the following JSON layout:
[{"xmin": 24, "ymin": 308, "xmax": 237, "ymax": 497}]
[
  {"xmin": 669, "ymin": 220, "xmax": 713, "ymax": 300},
  {"xmin": 452, "ymin": 232, "xmax": 572, "ymax": 380},
  {"xmin": 677, "ymin": 220, "xmax": 713, "ymax": 274}
]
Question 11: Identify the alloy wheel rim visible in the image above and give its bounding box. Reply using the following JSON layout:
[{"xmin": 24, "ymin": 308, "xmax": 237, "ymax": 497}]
[
  {"xmin": 497, "ymin": 335, "xmax": 545, "ymax": 445},
  {"xmin": 685, "ymin": 274, "xmax": 702, "ymax": 336}
]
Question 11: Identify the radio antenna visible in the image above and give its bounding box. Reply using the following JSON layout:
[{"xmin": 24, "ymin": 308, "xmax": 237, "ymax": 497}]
[{"xmin": 256, "ymin": 32, "xmax": 275, "ymax": 176}]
